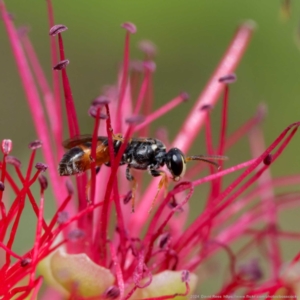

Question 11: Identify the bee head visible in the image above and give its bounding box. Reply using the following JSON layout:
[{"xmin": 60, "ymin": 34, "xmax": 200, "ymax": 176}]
[{"xmin": 165, "ymin": 148, "xmax": 186, "ymax": 181}]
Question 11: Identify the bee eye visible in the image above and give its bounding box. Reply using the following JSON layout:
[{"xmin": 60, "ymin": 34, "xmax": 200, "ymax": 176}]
[{"xmin": 166, "ymin": 148, "xmax": 186, "ymax": 180}]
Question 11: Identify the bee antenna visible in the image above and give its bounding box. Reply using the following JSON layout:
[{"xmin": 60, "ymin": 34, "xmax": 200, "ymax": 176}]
[{"xmin": 185, "ymin": 155, "xmax": 222, "ymax": 169}]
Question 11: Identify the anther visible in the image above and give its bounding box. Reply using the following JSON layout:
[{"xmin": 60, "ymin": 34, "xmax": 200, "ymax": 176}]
[
  {"xmin": 49, "ymin": 24, "xmax": 68, "ymax": 36},
  {"xmin": 66, "ymin": 180, "xmax": 74, "ymax": 195},
  {"xmin": 180, "ymin": 92, "xmax": 189, "ymax": 102},
  {"xmin": 123, "ymin": 191, "xmax": 132, "ymax": 205},
  {"xmin": 263, "ymin": 154, "xmax": 272, "ymax": 166},
  {"xmin": 168, "ymin": 198, "xmax": 178, "ymax": 209},
  {"xmin": 138, "ymin": 40, "xmax": 157, "ymax": 56},
  {"xmin": 2, "ymin": 139, "xmax": 12, "ymax": 155},
  {"xmin": 200, "ymin": 104, "xmax": 214, "ymax": 111},
  {"xmin": 17, "ymin": 26, "xmax": 29, "ymax": 38},
  {"xmin": 143, "ymin": 61, "xmax": 156, "ymax": 72},
  {"xmin": 28, "ymin": 140, "xmax": 42, "ymax": 150},
  {"xmin": 68, "ymin": 229, "xmax": 85, "ymax": 241},
  {"xmin": 181, "ymin": 270, "xmax": 190, "ymax": 283},
  {"xmin": 130, "ymin": 60, "xmax": 145, "ymax": 73},
  {"xmin": 35, "ymin": 162, "xmax": 48, "ymax": 172},
  {"xmin": 5, "ymin": 156, "xmax": 21, "ymax": 168},
  {"xmin": 104, "ymin": 286, "xmax": 120, "ymax": 299},
  {"xmin": 53, "ymin": 59, "xmax": 69, "ymax": 70},
  {"xmin": 88, "ymin": 106, "xmax": 108, "ymax": 119},
  {"xmin": 57, "ymin": 211, "xmax": 69, "ymax": 224},
  {"xmin": 38, "ymin": 175, "xmax": 48, "ymax": 190},
  {"xmin": 7, "ymin": 12, "xmax": 15, "ymax": 21},
  {"xmin": 20, "ymin": 258, "xmax": 32, "ymax": 267},
  {"xmin": 218, "ymin": 73, "xmax": 237, "ymax": 84},
  {"xmin": 239, "ymin": 259, "xmax": 263, "ymax": 281},
  {"xmin": 121, "ymin": 22, "xmax": 137, "ymax": 34},
  {"xmin": 158, "ymin": 232, "xmax": 171, "ymax": 249},
  {"xmin": 168, "ymin": 196, "xmax": 183, "ymax": 212},
  {"xmin": 255, "ymin": 103, "xmax": 267, "ymax": 122},
  {"xmin": 92, "ymin": 95, "xmax": 111, "ymax": 106},
  {"xmin": 125, "ymin": 115, "xmax": 145, "ymax": 125}
]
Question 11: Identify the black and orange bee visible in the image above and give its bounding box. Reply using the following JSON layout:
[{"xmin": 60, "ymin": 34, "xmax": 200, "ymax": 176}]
[{"xmin": 58, "ymin": 134, "xmax": 227, "ymax": 211}]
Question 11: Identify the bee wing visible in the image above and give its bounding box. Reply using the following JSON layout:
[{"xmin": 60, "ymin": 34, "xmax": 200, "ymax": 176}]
[{"xmin": 62, "ymin": 135, "xmax": 108, "ymax": 149}]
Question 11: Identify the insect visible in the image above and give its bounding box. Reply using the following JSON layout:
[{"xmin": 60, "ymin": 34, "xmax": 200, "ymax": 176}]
[{"xmin": 58, "ymin": 134, "xmax": 228, "ymax": 211}]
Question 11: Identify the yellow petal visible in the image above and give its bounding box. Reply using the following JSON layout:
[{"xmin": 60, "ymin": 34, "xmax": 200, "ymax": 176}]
[
  {"xmin": 50, "ymin": 249, "xmax": 115, "ymax": 297},
  {"xmin": 131, "ymin": 270, "xmax": 198, "ymax": 299}
]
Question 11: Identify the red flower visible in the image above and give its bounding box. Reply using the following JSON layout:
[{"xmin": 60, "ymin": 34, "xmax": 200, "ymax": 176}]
[{"xmin": 0, "ymin": 1, "xmax": 300, "ymax": 299}]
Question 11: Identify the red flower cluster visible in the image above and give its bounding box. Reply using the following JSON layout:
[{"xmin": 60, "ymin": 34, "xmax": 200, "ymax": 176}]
[{"xmin": 0, "ymin": 1, "xmax": 300, "ymax": 299}]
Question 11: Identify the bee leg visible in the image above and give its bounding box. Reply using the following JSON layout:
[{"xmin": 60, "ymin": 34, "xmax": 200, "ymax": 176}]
[
  {"xmin": 149, "ymin": 169, "xmax": 168, "ymax": 213},
  {"xmin": 113, "ymin": 133, "xmax": 124, "ymax": 142},
  {"xmin": 113, "ymin": 133, "xmax": 134, "ymax": 145},
  {"xmin": 85, "ymin": 181, "xmax": 91, "ymax": 204},
  {"xmin": 85, "ymin": 167, "xmax": 101, "ymax": 204},
  {"xmin": 126, "ymin": 166, "xmax": 137, "ymax": 213}
]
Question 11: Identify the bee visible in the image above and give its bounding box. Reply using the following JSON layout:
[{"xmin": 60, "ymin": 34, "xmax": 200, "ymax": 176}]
[{"xmin": 58, "ymin": 134, "xmax": 227, "ymax": 211}]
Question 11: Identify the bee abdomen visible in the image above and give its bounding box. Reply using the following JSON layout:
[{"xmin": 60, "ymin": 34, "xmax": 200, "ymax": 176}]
[{"xmin": 58, "ymin": 147, "xmax": 87, "ymax": 176}]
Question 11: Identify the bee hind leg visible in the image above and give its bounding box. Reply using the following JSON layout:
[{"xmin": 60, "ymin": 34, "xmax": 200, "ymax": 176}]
[{"xmin": 85, "ymin": 166, "xmax": 101, "ymax": 203}]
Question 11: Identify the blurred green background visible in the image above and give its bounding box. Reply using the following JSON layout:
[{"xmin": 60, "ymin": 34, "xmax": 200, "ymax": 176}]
[{"xmin": 1, "ymin": 0, "xmax": 300, "ymax": 296}]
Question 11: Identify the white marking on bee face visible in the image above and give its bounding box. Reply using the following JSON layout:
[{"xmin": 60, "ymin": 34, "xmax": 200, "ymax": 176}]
[{"xmin": 151, "ymin": 144, "xmax": 158, "ymax": 151}]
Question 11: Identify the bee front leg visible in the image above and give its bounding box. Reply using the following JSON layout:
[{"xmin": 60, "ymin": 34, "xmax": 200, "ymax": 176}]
[
  {"xmin": 148, "ymin": 168, "xmax": 169, "ymax": 213},
  {"xmin": 126, "ymin": 166, "xmax": 137, "ymax": 213}
]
